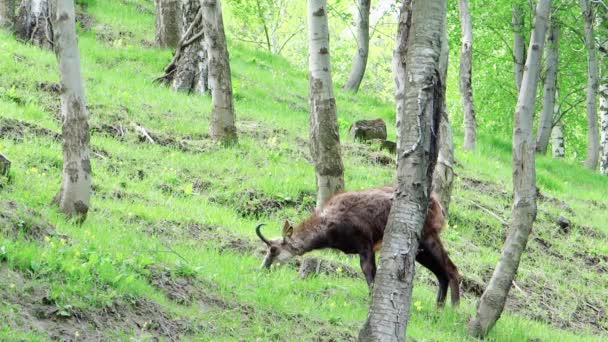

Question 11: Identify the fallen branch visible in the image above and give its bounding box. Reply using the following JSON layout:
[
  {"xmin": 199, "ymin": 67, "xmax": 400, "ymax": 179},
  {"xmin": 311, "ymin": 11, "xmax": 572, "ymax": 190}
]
[
  {"xmin": 455, "ymin": 196, "xmax": 509, "ymax": 227},
  {"xmin": 131, "ymin": 122, "xmax": 156, "ymax": 144}
]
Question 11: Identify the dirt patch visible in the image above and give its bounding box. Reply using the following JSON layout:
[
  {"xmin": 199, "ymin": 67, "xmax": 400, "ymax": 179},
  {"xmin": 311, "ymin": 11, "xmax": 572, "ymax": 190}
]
[
  {"xmin": 0, "ymin": 118, "xmax": 60, "ymax": 142},
  {"xmin": 460, "ymin": 176, "xmax": 510, "ymax": 200},
  {"xmin": 37, "ymin": 81, "xmax": 62, "ymax": 94},
  {"xmin": 574, "ymin": 223, "xmax": 608, "ymax": 240},
  {"xmin": 574, "ymin": 251, "xmax": 608, "ymax": 274},
  {"xmin": 460, "ymin": 274, "xmax": 485, "ymax": 296},
  {"xmin": 211, "ymin": 189, "xmax": 316, "ymax": 218},
  {"xmin": 75, "ymin": 6, "xmax": 96, "ymax": 31},
  {"xmin": 143, "ymin": 220, "xmax": 262, "ymax": 255},
  {"xmin": 296, "ymin": 257, "xmax": 361, "ymax": 280},
  {"xmin": 536, "ymin": 188, "xmax": 575, "ymax": 214},
  {"xmin": 237, "ymin": 120, "xmax": 289, "ymax": 141},
  {"xmin": 0, "ymin": 201, "xmax": 62, "ymax": 241},
  {"xmin": 0, "ymin": 266, "xmax": 194, "ymax": 341},
  {"xmin": 145, "ymin": 264, "xmax": 219, "ymax": 306},
  {"xmin": 90, "ymin": 121, "xmax": 217, "ymax": 153}
]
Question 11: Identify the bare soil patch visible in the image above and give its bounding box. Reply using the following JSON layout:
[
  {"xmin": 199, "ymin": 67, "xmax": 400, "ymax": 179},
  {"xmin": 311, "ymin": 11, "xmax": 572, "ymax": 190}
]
[
  {"xmin": 0, "ymin": 201, "xmax": 63, "ymax": 241},
  {"xmin": 0, "ymin": 266, "xmax": 194, "ymax": 341}
]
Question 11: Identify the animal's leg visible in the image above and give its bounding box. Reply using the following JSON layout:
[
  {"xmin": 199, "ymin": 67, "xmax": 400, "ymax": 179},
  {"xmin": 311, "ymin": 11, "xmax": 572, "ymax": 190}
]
[
  {"xmin": 420, "ymin": 234, "xmax": 460, "ymax": 306},
  {"xmin": 416, "ymin": 244, "xmax": 449, "ymax": 307},
  {"xmin": 359, "ymin": 248, "xmax": 376, "ymax": 289}
]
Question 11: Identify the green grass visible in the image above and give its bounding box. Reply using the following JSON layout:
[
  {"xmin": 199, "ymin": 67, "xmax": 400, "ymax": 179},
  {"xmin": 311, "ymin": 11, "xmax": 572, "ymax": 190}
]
[{"xmin": 1, "ymin": 0, "xmax": 607, "ymax": 340}]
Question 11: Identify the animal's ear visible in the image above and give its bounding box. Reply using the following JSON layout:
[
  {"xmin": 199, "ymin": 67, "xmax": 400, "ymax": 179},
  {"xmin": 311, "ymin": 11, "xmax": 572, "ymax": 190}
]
[{"xmin": 282, "ymin": 220, "xmax": 294, "ymax": 238}]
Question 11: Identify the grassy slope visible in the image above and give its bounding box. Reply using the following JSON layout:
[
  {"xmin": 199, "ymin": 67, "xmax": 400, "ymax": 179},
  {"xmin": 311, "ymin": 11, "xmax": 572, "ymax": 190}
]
[{"xmin": 0, "ymin": 1, "xmax": 606, "ymax": 341}]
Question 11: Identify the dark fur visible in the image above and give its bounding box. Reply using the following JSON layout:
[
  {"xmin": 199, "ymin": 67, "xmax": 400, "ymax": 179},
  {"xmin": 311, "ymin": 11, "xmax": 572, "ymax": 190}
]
[{"xmin": 260, "ymin": 187, "xmax": 460, "ymax": 307}]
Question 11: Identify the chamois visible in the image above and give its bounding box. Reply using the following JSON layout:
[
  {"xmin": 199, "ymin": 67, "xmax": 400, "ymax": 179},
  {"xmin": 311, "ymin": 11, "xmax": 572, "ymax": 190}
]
[{"xmin": 256, "ymin": 187, "xmax": 460, "ymax": 307}]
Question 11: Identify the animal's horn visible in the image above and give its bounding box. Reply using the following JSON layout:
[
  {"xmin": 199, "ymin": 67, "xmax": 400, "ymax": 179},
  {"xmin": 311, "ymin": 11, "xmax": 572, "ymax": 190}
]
[{"xmin": 255, "ymin": 223, "xmax": 271, "ymax": 246}]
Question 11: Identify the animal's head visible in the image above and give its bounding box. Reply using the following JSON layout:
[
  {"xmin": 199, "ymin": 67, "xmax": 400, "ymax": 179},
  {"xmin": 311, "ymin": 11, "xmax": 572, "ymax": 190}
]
[{"xmin": 256, "ymin": 221, "xmax": 298, "ymax": 269}]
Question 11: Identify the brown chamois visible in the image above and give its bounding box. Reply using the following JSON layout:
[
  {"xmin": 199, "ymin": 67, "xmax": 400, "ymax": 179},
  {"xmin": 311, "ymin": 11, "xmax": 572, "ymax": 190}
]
[{"xmin": 256, "ymin": 187, "xmax": 460, "ymax": 307}]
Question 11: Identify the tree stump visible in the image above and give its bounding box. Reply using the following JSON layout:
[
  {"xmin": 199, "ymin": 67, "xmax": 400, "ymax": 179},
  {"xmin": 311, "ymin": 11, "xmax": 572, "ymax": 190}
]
[
  {"xmin": 349, "ymin": 118, "xmax": 387, "ymax": 142},
  {"xmin": 15, "ymin": 0, "xmax": 53, "ymax": 49}
]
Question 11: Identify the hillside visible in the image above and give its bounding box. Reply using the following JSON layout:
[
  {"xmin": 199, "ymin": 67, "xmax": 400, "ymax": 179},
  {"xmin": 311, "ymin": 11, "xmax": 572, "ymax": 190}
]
[{"xmin": 1, "ymin": 1, "xmax": 607, "ymax": 341}]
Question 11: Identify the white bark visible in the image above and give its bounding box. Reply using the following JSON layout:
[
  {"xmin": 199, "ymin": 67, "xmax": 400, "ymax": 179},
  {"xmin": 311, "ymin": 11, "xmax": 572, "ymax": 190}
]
[
  {"xmin": 581, "ymin": 0, "xmax": 600, "ymax": 169},
  {"xmin": 308, "ymin": 0, "xmax": 344, "ymax": 210},
  {"xmin": 52, "ymin": 0, "xmax": 91, "ymax": 219},
  {"xmin": 512, "ymin": 3, "xmax": 525, "ymax": 93},
  {"xmin": 358, "ymin": 0, "xmax": 445, "ymax": 340},
  {"xmin": 552, "ymin": 121, "xmax": 565, "ymax": 158},
  {"xmin": 536, "ymin": 21, "xmax": 559, "ymax": 154},
  {"xmin": 469, "ymin": 0, "xmax": 550, "ymax": 337},
  {"xmin": 600, "ymin": 79, "xmax": 608, "ymax": 174},
  {"xmin": 15, "ymin": 0, "xmax": 53, "ymax": 48},
  {"xmin": 0, "ymin": 0, "xmax": 16, "ymax": 29},
  {"xmin": 203, "ymin": 0, "xmax": 237, "ymax": 144},
  {"xmin": 343, "ymin": 0, "xmax": 370, "ymax": 92},
  {"xmin": 459, "ymin": 0, "xmax": 476, "ymax": 150},
  {"xmin": 155, "ymin": 0, "xmax": 181, "ymax": 48}
]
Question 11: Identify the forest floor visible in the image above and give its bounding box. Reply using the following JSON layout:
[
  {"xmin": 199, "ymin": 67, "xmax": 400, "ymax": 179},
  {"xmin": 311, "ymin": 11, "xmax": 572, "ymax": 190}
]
[{"xmin": 1, "ymin": 1, "xmax": 607, "ymax": 341}]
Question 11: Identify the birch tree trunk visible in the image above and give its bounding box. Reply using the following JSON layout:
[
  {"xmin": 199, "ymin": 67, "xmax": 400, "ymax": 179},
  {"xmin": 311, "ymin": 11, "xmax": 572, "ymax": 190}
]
[
  {"xmin": 459, "ymin": 0, "xmax": 476, "ymax": 150},
  {"xmin": 536, "ymin": 21, "xmax": 559, "ymax": 154},
  {"xmin": 581, "ymin": 0, "xmax": 599, "ymax": 169},
  {"xmin": 155, "ymin": 0, "xmax": 181, "ymax": 48},
  {"xmin": 308, "ymin": 0, "xmax": 344, "ymax": 210},
  {"xmin": 51, "ymin": 0, "xmax": 91, "ymax": 219},
  {"xmin": 512, "ymin": 3, "xmax": 525, "ymax": 93},
  {"xmin": 15, "ymin": 0, "xmax": 53, "ymax": 49},
  {"xmin": 433, "ymin": 11, "xmax": 454, "ymax": 214},
  {"xmin": 552, "ymin": 122, "xmax": 565, "ymax": 158},
  {"xmin": 0, "ymin": 0, "xmax": 16, "ymax": 30},
  {"xmin": 358, "ymin": 0, "xmax": 444, "ymax": 340},
  {"xmin": 343, "ymin": 0, "xmax": 370, "ymax": 92},
  {"xmin": 158, "ymin": 0, "xmax": 208, "ymax": 94},
  {"xmin": 203, "ymin": 0, "xmax": 237, "ymax": 144},
  {"xmin": 469, "ymin": 0, "xmax": 550, "ymax": 337},
  {"xmin": 600, "ymin": 78, "xmax": 608, "ymax": 174}
]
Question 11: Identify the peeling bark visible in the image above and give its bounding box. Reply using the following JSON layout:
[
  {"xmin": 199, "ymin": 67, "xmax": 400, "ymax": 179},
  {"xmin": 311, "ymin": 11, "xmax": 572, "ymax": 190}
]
[
  {"xmin": 308, "ymin": 0, "xmax": 344, "ymax": 210},
  {"xmin": 581, "ymin": 0, "xmax": 600, "ymax": 169},
  {"xmin": 155, "ymin": 0, "xmax": 181, "ymax": 48},
  {"xmin": 52, "ymin": 0, "xmax": 91, "ymax": 219},
  {"xmin": 0, "ymin": 0, "xmax": 16, "ymax": 30},
  {"xmin": 358, "ymin": 0, "xmax": 445, "ymax": 340},
  {"xmin": 600, "ymin": 79, "xmax": 608, "ymax": 174},
  {"xmin": 469, "ymin": 0, "xmax": 550, "ymax": 337},
  {"xmin": 459, "ymin": 0, "xmax": 476, "ymax": 150},
  {"xmin": 203, "ymin": 0, "xmax": 237, "ymax": 144},
  {"xmin": 536, "ymin": 21, "xmax": 559, "ymax": 154},
  {"xmin": 343, "ymin": 0, "xmax": 370, "ymax": 92},
  {"xmin": 15, "ymin": 0, "xmax": 53, "ymax": 49},
  {"xmin": 512, "ymin": 3, "xmax": 525, "ymax": 93}
]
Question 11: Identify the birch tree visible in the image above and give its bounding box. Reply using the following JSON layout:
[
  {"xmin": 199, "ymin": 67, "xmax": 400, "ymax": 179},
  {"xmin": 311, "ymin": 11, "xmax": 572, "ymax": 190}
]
[
  {"xmin": 51, "ymin": 0, "xmax": 91, "ymax": 219},
  {"xmin": 459, "ymin": 0, "xmax": 476, "ymax": 150},
  {"xmin": 581, "ymin": 0, "xmax": 599, "ymax": 169},
  {"xmin": 308, "ymin": 0, "xmax": 344, "ymax": 209},
  {"xmin": 203, "ymin": 0, "xmax": 237, "ymax": 144},
  {"xmin": 512, "ymin": 3, "xmax": 526, "ymax": 92},
  {"xmin": 536, "ymin": 20, "xmax": 560, "ymax": 154},
  {"xmin": 469, "ymin": 0, "xmax": 551, "ymax": 337},
  {"xmin": 600, "ymin": 74, "xmax": 608, "ymax": 174},
  {"xmin": 155, "ymin": 0, "xmax": 181, "ymax": 48},
  {"xmin": 157, "ymin": 0, "xmax": 209, "ymax": 94},
  {"xmin": 0, "ymin": 0, "xmax": 15, "ymax": 29},
  {"xmin": 15, "ymin": 0, "xmax": 53, "ymax": 48},
  {"xmin": 552, "ymin": 121, "xmax": 565, "ymax": 158},
  {"xmin": 358, "ymin": 0, "xmax": 445, "ymax": 340},
  {"xmin": 343, "ymin": 0, "xmax": 370, "ymax": 92}
]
